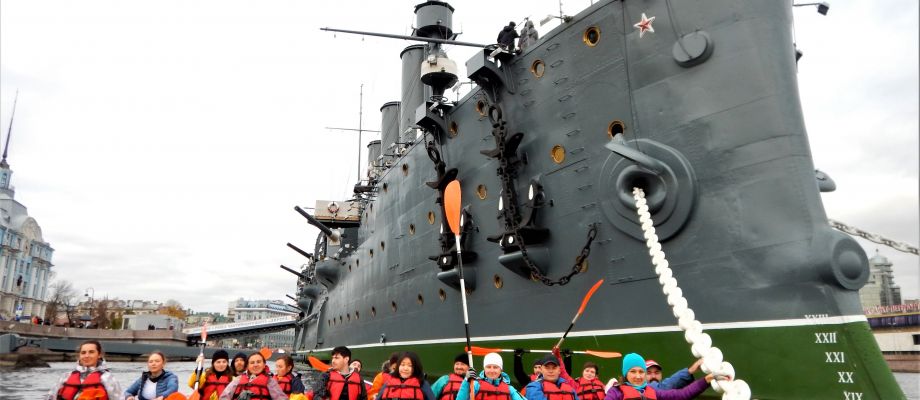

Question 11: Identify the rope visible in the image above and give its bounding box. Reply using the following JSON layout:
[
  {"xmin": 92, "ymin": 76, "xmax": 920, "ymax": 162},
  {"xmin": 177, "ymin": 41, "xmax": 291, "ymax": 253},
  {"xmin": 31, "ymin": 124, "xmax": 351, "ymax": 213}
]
[{"xmin": 632, "ymin": 188, "xmax": 751, "ymax": 400}]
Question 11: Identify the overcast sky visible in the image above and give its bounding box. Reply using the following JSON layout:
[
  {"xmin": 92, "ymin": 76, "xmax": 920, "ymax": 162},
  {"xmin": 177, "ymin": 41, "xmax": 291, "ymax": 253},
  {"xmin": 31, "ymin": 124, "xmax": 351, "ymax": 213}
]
[{"xmin": 0, "ymin": 0, "xmax": 916, "ymax": 314}]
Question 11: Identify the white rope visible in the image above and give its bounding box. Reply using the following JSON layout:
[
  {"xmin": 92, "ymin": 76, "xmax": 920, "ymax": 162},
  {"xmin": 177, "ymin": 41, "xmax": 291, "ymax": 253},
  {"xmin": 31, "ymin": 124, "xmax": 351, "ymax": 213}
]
[{"xmin": 633, "ymin": 188, "xmax": 751, "ymax": 400}]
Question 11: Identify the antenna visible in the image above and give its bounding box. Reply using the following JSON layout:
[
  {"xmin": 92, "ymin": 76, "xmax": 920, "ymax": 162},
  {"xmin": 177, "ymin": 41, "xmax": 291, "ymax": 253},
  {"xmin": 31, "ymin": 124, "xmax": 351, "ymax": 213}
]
[
  {"xmin": 2, "ymin": 90, "xmax": 19, "ymax": 166},
  {"xmin": 326, "ymin": 84, "xmax": 384, "ymax": 185}
]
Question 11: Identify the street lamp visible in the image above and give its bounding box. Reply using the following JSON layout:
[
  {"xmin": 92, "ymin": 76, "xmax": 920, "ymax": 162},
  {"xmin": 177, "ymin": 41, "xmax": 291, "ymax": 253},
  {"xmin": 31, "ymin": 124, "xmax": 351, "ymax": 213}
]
[
  {"xmin": 793, "ymin": 2, "xmax": 830, "ymax": 15},
  {"xmin": 84, "ymin": 287, "xmax": 94, "ymax": 328}
]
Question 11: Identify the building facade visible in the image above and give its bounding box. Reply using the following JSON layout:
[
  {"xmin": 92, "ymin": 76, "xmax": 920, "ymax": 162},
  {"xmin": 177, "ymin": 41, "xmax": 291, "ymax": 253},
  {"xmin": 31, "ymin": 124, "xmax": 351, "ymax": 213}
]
[
  {"xmin": 0, "ymin": 152, "xmax": 54, "ymax": 320},
  {"xmin": 859, "ymin": 251, "xmax": 902, "ymax": 309},
  {"xmin": 225, "ymin": 298, "xmax": 298, "ymax": 350}
]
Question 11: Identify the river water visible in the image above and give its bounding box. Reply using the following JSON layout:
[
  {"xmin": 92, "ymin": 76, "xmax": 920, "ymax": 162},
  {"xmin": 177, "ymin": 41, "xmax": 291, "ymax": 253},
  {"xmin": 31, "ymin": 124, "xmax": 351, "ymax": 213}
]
[{"xmin": 0, "ymin": 361, "xmax": 917, "ymax": 399}]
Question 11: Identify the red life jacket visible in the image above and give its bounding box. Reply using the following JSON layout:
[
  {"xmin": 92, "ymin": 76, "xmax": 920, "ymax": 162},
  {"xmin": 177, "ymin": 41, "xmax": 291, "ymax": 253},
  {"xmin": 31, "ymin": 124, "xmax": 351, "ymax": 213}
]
[
  {"xmin": 327, "ymin": 370, "xmax": 363, "ymax": 400},
  {"xmin": 199, "ymin": 372, "xmax": 232, "ymax": 399},
  {"xmin": 575, "ymin": 377, "xmax": 605, "ymax": 400},
  {"xmin": 475, "ymin": 379, "xmax": 511, "ymax": 400},
  {"xmin": 234, "ymin": 372, "xmax": 272, "ymax": 399},
  {"xmin": 540, "ymin": 379, "xmax": 575, "ymax": 400},
  {"xmin": 381, "ymin": 376, "xmax": 424, "ymax": 400},
  {"xmin": 57, "ymin": 370, "xmax": 108, "ymax": 400},
  {"xmin": 619, "ymin": 385, "xmax": 657, "ymax": 400},
  {"xmin": 276, "ymin": 372, "xmax": 295, "ymax": 395},
  {"xmin": 438, "ymin": 374, "xmax": 464, "ymax": 400}
]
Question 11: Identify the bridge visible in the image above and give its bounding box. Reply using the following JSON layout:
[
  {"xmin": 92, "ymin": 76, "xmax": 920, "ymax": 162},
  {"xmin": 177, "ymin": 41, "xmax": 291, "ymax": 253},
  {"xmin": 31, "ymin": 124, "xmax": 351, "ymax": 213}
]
[{"xmin": 183, "ymin": 316, "xmax": 297, "ymax": 341}]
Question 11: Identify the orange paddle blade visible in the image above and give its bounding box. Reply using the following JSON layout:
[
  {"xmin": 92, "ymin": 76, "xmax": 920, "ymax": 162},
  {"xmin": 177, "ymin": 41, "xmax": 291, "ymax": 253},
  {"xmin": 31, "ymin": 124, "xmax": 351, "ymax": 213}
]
[
  {"xmin": 444, "ymin": 180, "xmax": 462, "ymax": 235},
  {"xmin": 201, "ymin": 322, "xmax": 208, "ymax": 342},
  {"xmin": 577, "ymin": 279, "xmax": 604, "ymax": 315},
  {"xmin": 165, "ymin": 393, "xmax": 188, "ymax": 400},
  {"xmin": 259, "ymin": 347, "xmax": 273, "ymax": 360},
  {"xmin": 187, "ymin": 392, "xmax": 201, "ymax": 400},
  {"xmin": 584, "ymin": 350, "xmax": 622, "ymax": 358},
  {"xmin": 467, "ymin": 345, "xmax": 502, "ymax": 356},
  {"xmin": 308, "ymin": 355, "xmax": 331, "ymax": 371},
  {"xmin": 77, "ymin": 388, "xmax": 107, "ymax": 400}
]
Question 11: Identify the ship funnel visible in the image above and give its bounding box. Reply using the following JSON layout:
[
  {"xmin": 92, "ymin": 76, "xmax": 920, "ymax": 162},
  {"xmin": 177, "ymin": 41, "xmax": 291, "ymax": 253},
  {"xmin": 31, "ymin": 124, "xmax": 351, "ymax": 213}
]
[
  {"xmin": 380, "ymin": 101, "xmax": 400, "ymax": 154},
  {"xmin": 414, "ymin": 1, "xmax": 454, "ymax": 39},
  {"xmin": 400, "ymin": 45, "xmax": 427, "ymax": 145},
  {"xmin": 367, "ymin": 140, "xmax": 381, "ymax": 179}
]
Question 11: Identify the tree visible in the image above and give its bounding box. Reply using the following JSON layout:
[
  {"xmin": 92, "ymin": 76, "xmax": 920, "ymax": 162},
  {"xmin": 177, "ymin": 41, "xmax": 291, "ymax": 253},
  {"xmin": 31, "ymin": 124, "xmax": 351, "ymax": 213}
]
[
  {"xmin": 159, "ymin": 299, "xmax": 187, "ymax": 319},
  {"xmin": 45, "ymin": 280, "xmax": 78, "ymax": 326},
  {"xmin": 93, "ymin": 300, "xmax": 111, "ymax": 329}
]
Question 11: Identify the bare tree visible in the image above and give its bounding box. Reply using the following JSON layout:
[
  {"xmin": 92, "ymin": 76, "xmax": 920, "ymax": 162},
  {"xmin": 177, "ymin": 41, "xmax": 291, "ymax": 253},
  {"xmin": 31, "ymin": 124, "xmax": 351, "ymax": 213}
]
[
  {"xmin": 45, "ymin": 280, "xmax": 77, "ymax": 326},
  {"xmin": 93, "ymin": 300, "xmax": 110, "ymax": 329},
  {"xmin": 160, "ymin": 299, "xmax": 187, "ymax": 319}
]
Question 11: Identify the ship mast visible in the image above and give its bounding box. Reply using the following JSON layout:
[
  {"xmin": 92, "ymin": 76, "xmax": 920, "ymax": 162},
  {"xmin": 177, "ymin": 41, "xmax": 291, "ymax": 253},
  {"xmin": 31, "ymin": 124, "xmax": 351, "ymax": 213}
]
[{"xmin": 326, "ymin": 84, "xmax": 380, "ymax": 185}]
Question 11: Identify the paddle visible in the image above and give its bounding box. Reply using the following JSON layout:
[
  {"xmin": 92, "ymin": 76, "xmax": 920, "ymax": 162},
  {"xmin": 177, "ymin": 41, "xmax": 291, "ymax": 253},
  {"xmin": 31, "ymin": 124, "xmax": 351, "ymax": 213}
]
[
  {"xmin": 259, "ymin": 347, "xmax": 273, "ymax": 360},
  {"xmin": 553, "ymin": 279, "xmax": 604, "ymax": 350},
  {"xmin": 188, "ymin": 322, "xmax": 208, "ymax": 400},
  {"xmin": 308, "ymin": 355, "xmax": 331, "ymax": 371},
  {"xmin": 467, "ymin": 346, "xmax": 621, "ymax": 358},
  {"xmin": 444, "ymin": 180, "xmax": 476, "ymax": 400},
  {"xmin": 165, "ymin": 393, "xmax": 188, "ymax": 400}
]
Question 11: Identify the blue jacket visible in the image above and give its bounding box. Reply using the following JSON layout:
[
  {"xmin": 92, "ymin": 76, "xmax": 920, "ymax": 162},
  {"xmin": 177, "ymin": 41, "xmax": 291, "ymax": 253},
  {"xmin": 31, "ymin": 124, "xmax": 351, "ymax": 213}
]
[
  {"xmin": 125, "ymin": 369, "xmax": 179, "ymax": 399},
  {"xmin": 648, "ymin": 368, "xmax": 693, "ymax": 391},
  {"xmin": 524, "ymin": 376, "xmax": 578, "ymax": 400},
  {"xmin": 456, "ymin": 371, "xmax": 526, "ymax": 400}
]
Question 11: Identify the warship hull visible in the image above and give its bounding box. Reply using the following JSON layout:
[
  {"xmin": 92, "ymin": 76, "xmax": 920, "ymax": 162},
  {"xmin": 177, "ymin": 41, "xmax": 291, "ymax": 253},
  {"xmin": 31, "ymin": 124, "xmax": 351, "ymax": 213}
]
[{"xmin": 292, "ymin": 0, "xmax": 904, "ymax": 398}]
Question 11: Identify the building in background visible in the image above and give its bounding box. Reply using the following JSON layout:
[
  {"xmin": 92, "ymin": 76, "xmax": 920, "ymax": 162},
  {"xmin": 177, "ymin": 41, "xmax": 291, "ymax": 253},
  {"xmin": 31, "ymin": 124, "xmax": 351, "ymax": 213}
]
[
  {"xmin": 0, "ymin": 121, "xmax": 54, "ymax": 321},
  {"xmin": 224, "ymin": 298, "xmax": 298, "ymax": 350},
  {"xmin": 859, "ymin": 251, "xmax": 902, "ymax": 309},
  {"xmin": 186, "ymin": 311, "xmax": 229, "ymax": 326},
  {"xmin": 123, "ymin": 313, "xmax": 185, "ymax": 331}
]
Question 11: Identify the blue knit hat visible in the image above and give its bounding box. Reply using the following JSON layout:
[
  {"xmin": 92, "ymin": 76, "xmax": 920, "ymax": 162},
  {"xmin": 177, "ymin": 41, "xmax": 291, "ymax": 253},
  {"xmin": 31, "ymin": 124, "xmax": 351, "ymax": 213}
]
[{"xmin": 621, "ymin": 353, "xmax": 646, "ymax": 377}]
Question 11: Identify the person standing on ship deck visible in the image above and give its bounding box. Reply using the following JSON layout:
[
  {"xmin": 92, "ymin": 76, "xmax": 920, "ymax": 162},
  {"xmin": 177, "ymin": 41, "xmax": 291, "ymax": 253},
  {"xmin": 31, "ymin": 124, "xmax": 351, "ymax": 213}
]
[
  {"xmin": 602, "ymin": 353, "xmax": 712, "ymax": 400},
  {"xmin": 496, "ymin": 21, "xmax": 519, "ymax": 52},
  {"xmin": 315, "ymin": 346, "xmax": 367, "ymax": 400},
  {"xmin": 376, "ymin": 352, "xmax": 435, "ymax": 400},
  {"xmin": 518, "ymin": 19, "xmax": 539, "ymax": 52},
  {"xmin": 432, "ymin": 354, "xmax": 471, "ymax": 400}
]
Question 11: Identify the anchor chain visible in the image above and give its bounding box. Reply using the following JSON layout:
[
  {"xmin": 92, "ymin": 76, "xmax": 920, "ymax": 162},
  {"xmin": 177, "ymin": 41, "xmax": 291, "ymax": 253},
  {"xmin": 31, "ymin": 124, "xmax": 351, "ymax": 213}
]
[
  {"xmin": 829, "ymin": 219, "xmax": 919, "ymax": 255},
  {"xmin": 489, "ymin": 105, "xmax": 597, "ymax": 286},
  {"xmin": 633, "ymin": 187, "xmax": 750, "ymax": 400}
]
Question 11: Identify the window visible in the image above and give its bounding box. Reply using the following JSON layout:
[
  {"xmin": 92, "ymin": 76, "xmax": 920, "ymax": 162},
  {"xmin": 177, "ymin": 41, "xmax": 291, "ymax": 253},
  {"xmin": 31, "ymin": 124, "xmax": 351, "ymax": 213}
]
[{"xmin": 913, "ymin": 334, "xmax": 920, "ymax": 346}]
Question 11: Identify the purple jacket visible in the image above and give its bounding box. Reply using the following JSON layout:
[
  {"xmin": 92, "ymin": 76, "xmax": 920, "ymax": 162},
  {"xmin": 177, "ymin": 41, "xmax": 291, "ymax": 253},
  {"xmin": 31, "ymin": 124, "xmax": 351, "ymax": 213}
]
[{"xmin": 603, "ymin": 378, "xmax": 709, "ymax": 400}]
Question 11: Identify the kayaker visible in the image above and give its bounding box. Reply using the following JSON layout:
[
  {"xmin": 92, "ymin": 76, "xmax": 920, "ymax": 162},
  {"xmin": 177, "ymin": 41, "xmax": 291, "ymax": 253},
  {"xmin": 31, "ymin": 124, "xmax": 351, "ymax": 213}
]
[
  {"xmin": 602, "ymin": 353, "xmax": 712, "ymax": 400},
  {"xmin": 456, "ymin": 352, "xmax": 526, "ymax": 400},
  {"xmin": 124, "ymin": 351, "xmax": 179, "ymax": 400},
  {"xmin": 512, "ymin": 350, "xmax": 541, "ymax": 389},
  {"xmin": 220, "ymin": 352, "xmax": 287, "ymax": 400},
  {"xmin": 522, "ymin": 354, "xmax": 577, "ymax": 400},
  {"xmin": 188, "ymin": 350, "xmax": 233, "ymax": 400},
  {"xmin": 376, "ymin": 352, "xmax": 435, "ymax": 400},
  {"xmin": 645, "ymin": 359, "xmax": 701, "ymax": 390},
  {"xmin": 231, "ymin": 352, "xmax": 248, "ymax": 378},
  {"xmin": 315, "ymin": 346, "xmax": 366, "ymax": 400},
  {"xmin": 431, "ymin": 354, "xmax": 470, "ymax": 400},
  {"xmin": 46, "ymin": 340, "xmax": 124, "ymax": 400},
  {"xmin": 574, "ymin": 362, "xmax": 604, "ymax": 400},
  {"xmin": 275, "ymin": 354, "xmax": 306, "ymax": 396},
  {"xmin": 367, "ymin": 353, "xmax": 399, "ymax": 399}
]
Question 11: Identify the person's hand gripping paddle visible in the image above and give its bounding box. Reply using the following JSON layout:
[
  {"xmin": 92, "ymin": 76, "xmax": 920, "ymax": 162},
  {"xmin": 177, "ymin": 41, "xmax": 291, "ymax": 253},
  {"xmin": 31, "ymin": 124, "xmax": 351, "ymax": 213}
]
[
  {"xmin": 444, "ymin": 180, "xmax": 477, "ymax": 399},
  {"xmin": 188, "ymin": 322, "xmax": 208, "ymax": 400}
]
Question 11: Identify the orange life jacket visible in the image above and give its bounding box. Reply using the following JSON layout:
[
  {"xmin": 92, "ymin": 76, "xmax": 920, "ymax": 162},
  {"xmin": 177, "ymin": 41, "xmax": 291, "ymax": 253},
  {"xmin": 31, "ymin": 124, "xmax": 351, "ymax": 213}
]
[
  {"xmin": 540, "ymin": 379, "xmax": 575, "ymax": 400},
  {"xmin": 327, "ymin": 370, "xmax": 363, "ymax": 400},
  {"xmin": 619, "ymin": 385, "xmax": 657, "ymax": 400},
  {"xmin": 575, "ymin": 377, "xmax": 605, "ymax": 400},
  {"xmin": 438, "ymin": 374, "xmax": 464, "ymax": 400},
  {"xmin": 200, "ymin": 372, "xmax": 232, "ymax": 399},
  {"xmin": 57, "ymin": 370, "xmax": 108, "ymax": 400},
  {"xmin": 381, "ymin": 376, "xmax": 424, "ymax": 400},
  {"xmin": 475, "ymin": 379, "xmax": 511, "ymax": 400},
  {"xmin": 234, "ymin": 372, "xmax": 272, "ymax": 399}
]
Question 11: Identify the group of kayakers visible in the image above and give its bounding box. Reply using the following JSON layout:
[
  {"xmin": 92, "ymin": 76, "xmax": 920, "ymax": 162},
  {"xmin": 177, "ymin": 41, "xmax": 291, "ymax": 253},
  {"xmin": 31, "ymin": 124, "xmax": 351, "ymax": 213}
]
[{"xmin": 47, "ymin": 340, "xmax": 714, "ymax": 400}]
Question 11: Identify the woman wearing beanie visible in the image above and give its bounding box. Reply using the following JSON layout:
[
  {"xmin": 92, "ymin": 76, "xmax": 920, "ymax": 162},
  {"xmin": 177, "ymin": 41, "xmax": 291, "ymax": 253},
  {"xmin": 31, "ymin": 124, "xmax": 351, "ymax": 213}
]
[
  {"xmin": 603, "ymin": 353, "xmax": 711, "ymax": 400},
  {"xmin": 456, "ymin": 353, "xmax": 526, "ymax": 400},
  {"xmin": 188, "ymin": 350, "xmax": 234, "ymax": 400}
]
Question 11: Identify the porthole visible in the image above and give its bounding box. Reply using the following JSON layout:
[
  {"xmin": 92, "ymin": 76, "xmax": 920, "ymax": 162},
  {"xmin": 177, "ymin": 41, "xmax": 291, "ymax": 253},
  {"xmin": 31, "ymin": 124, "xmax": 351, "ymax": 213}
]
[
  {"xmin": 417, "ymin": 294, "xmax": 424, "ymax": 305},
  {"xmin": 402, "ymin": 163, "xmax": 409, "ymax": 176},
  {"xmin": 583, "ymin": 26, "xmax": 601, "ymax": 47},
  {"xmin": 439, "ymin": 288, "xmax": 447, "ymax": 301},
  {"xmin": 551, "ymin": 145, "xmax": 566, "ymax": 164},
  {"xmin": 380, "ymin": 241, "xmax": 385, "ymax": 251},
  {"xmin": 530, "ymin": 59, "xmax": 545, "ymax": 78},
  {"xmin": 494, "ymin": 274, "xmax": 504, "ymax": 289},
  {"xmin": 391, "ymin": 301, "xmax": 398, "ymax": 312},
  {"xmin": 607, "ymin": 120, "xmax": 626, "ymax": 138},
  {"xmin": 475, "ymin": 100, "xmax": 488, "ymax": 116},
  {"xmin": 449, "ymin": 121, "xmax": 459, "ymax": 138},
  {"xmin": 476, "ymin": 184, "xmax": 488, "ymax": 200},
  {"xmin": 427, "ymin": 211, "xmax": 436, "ymax": 225},
  {"xmin": 371, "ymin": 307, "xmax": 377, "ymax": 317},
  {"xmin": 409, "ymin": 224, "xmax": 416, "ymax": 235}
]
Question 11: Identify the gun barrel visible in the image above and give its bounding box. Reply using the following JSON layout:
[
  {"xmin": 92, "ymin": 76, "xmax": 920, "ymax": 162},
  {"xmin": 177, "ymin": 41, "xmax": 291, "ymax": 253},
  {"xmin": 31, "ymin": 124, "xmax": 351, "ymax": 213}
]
[
  {"xmin": 320, "ymin": 27, "xmax": 489, "ymax": 48},
  {"xmin": 287, "ymin": 243, "xmax": 314, "ymax": 259},
  {"xmin": 280, "ymin": 264, "xmax": 307, "ymax": 279},
  {"xmin": 294, "ymin": 206, "xmax": 335, "ymax": 237}
]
